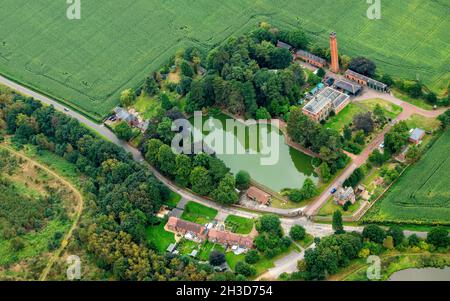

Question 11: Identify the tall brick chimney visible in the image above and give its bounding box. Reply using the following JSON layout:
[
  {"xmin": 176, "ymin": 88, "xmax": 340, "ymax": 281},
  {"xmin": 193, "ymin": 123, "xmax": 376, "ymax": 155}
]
[{"xmin": 329, "ymin": 32, "xmax": 340, "ymax": 73}]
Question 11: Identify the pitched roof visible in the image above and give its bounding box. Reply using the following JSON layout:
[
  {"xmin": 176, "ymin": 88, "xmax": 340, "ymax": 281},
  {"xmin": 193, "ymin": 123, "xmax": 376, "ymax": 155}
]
[
  {"xmin": 303, "ymin": 87, "xmax": 349, "ymax": 115},
  {"xmin": 296, "ymin": 50, "xmax": 327, "ymax": 65},
  {"xmin": 410, "ymin": 128, "xmax": 425, "ymax": 141},
  {"xmin": 114, "ymin": 107, "xmax": 130, "ymax": 120},
  {"xmin": 346, "ymin": 69, "xmax": 388, "ymax": 89},
  {"xmin": 167, "ymin": 217, "xmax": 206, "ymax": 236},
  {"xmin": 277, "ymin": 40, "xmax": 293, "ymax": 50},
  {"xmin": 247, "ymin": 186, "xmax": 271, "ymax": 205},
  {"xmin": 334, "ymin": 80, "xmax": 362, "ymax": 95},
  {"xmin": 208, "ymin": 229, "xmax": 254, "ymax": 248}
]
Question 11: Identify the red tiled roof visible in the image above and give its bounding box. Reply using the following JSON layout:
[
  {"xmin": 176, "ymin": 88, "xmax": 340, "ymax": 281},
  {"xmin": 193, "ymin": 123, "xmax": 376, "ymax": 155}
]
[
  {"xmin": 247, "ymin": 186, "xmax": 271, "ymax": 205},
  {"xmin": 167, "ymin": 217, "xmax": 206, "ymax": 236}
]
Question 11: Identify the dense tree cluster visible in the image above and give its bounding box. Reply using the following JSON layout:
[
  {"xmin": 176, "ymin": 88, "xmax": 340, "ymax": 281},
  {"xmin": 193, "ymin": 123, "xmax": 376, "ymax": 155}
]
[
  {"xmin": 384, "ymin": 121, "xmax": 410, "ymax": 154},
  {"xmin": 254, "ymin": 215, "xmax": 292, "ymax": 258},
  {"xmin": 302, "ymin": 232, "xmax": 363, "ymax": 280},
  {"xmin": 1, "ymin": 93, "xmax": 227, "ymax": 280},
  {"xmin": 144, "ymin": 140, "xmax": 238, "ymax": 205},
  {"xmin": 179, "ymin": 24, "xmax": 306, "ymax": 118},
  {"xmin": 287, "ymin": 107, "xmax": 348, "ymax": 173}
]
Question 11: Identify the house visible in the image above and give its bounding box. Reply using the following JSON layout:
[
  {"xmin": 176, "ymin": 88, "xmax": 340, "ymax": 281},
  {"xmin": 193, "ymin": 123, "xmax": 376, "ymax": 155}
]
[
  {"xmin": 334, "ymin": 187, "xmax": 356, "ymax": 206},
  {"xmin": 302, "ymin": 87, "xmax": 350, "ymax": 122},
  {"xmin": 208, "ymin": 229, "xmax": 254, "ymax": 249},
  {"xmin": 166, "ymin": 217, "xmax": 207, "ymax": 241},
  {"xmin": 345, "ymin": 69, "xmax": 388, "ymax": 92},
  {"xmin": 246, "ymin": 186, "xmax": 271, "ymax": 205},
  {"xmin": 334, "ymin": 80, "xmax": 362, "ymax": 95},
  {"xmin": 295, "ymin": 50, "xmax": 326, "ymax": 68},
  {"xmin": 409, "ymin": 128, "xmax": 425, "ymax": 144},
  {"xmin": 114, "ymin": 107, "xmax": 139, "ymax": 126},
  {"xmin": 276, "ymin": 40, "xmax": 294, "ymax": 52},
  {"xmin": 190, "ymin": 250, "xmax": 198, "ymax": 258}
]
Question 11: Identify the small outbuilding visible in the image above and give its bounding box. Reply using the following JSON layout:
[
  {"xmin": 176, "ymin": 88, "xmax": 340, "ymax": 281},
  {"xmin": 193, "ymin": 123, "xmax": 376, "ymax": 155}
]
[
  {"xmin": 246, "ymin": 186, "xmax": 271, "ymax": 205},
  {"xmin": 167, "ymin": 243, "xmax": 177, "ymax": 253},
  {"xmin": 409, "ymin": 128, "xmax": 425, "ymax": 144}
]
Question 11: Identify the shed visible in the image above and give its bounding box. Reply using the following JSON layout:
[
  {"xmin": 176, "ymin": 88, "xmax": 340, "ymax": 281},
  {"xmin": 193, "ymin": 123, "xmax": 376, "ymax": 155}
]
[
  {"xmin": 246, "ymin": 186, "xmax": 271, "ymax": 205},
  {"xmin": 409, "ymin": 128, "xmax": 425, "ymax": 144}
]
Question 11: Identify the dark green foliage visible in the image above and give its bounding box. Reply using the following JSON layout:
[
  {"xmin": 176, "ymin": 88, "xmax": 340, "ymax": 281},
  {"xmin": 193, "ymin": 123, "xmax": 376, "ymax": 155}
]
[
  {"xmin": 115, "ymin": 121, "xmax": 133, "ymax": 141},
  {"xmin": 426, "ymin": 227, "xmax": 449, "ymax": 248},
  {"xmin": 362, "ymin": 225, "xmax": 386, "ymax": 244},
  {"xmin": 343, "ymin": 167, "xmax": 364, "ymax": 188},
  {"xmin": 387, "ymin": 226, "xmax": 404, "ymax": 246},
  {"xmin": 332, "ymin": 211, "xmax": 344, "ymax": 234},
  {"xmin": 304, "ymin": 233, "xmax": 363, "ymax": 280},
  {"xmin": 235, "ymin": 261, "xmax": 256, "ymax": 277},
  {"xmin": 235, "ymin": 170, "xmax": 251, "ymax": 190},
  {"xmin": 1, "ymin": 93, "xmax": 213, "ymax": 281},
  {"xmin": 384, "ymin": 121, "xmax": 409, "ymax": 154},
  {"xmin": 289, "ymin": 225, "xmax": 306, "ymax": 241},
  {"xmin": 209, "ymin": 250, "xmax": 226, "ymax": 266},
  {"xmin": 349, "ymin": 57, "xmax": 376, "ymax": 77},
  {"xmin": 245, "ymin": 250, "xmax": 260, "ymax": 264}
]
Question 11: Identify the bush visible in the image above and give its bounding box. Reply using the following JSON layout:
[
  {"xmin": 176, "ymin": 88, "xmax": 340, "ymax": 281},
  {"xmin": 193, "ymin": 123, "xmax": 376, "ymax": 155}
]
[
  {"xmin": 289, "ymin": 225, "xmax": 306, "ymax": 241},
  {"xmin": 245, "ymin": 250, "xmax": 260, "ymax": 264},
  {"xmin": 362, "ymin": 224, "xmax": 386, "ymax": 244},
  {"xmin": 387, "ymin": 226, "xmax": 404, "ymax": 246},
  {"xmin": 426, "ymin": 227, "xmax": 449, "ymax": 248},
  {"xmin": 209, "ymin": 250, "xmax": 226, "ymax": 266},
  {"xmin": 235, "ymin": 261, "xmax": 256, "ymax": 277},
  {"xmin": 235, "ymin": 170, "xmax": 251, "ymax": 190}
]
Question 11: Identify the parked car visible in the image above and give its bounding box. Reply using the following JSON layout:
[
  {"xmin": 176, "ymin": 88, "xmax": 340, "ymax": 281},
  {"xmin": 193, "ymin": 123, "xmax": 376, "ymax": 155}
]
[
  {"xmin": 330, "ymin": 187, "xmax": 337, "ymax": 194},
  {"xmin": 63, "ymin": 107, "xmax": 70, "ymax": 112}
]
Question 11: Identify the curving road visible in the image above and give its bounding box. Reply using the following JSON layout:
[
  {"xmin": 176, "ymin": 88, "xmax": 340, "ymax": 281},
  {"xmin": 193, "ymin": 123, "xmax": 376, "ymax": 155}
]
[{"xmin": 0, "ymin": 74, "xmax": 433, "ymax": 278}]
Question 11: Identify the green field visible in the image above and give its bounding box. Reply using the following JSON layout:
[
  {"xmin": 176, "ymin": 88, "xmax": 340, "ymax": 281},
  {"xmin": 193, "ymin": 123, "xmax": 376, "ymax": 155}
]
[
  {"xmin": 145, "ymin": 221, "xmax": 175, "ymax": 253},
  {"xmin": 225, "ymin": 215, "xmax": 254, "ymax": 235},
  {"xmin": 181, "ymin": 201, "xmax": 218, "ymax": 225},
  {"xmin": 364, "ymin": 130, "xmax": 450, "ymax": 225},
  {"xmin": 0, "ymin": 1, "xmax": 448, "ymax": 120}
]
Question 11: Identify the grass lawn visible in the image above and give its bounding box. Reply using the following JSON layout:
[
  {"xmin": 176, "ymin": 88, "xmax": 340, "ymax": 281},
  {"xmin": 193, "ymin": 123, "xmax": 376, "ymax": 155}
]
[
  {"xmin": 358, "ymin": 98, "xmax": 403, "ymax": 120},
  {"xmin": 177, "ymin": 239, "xmax": 201, "ymax": 256},
  {"xmin": 325, "ymin": 103, "xmax": 366, "ymax": 132},
  {"xmin": 225, "ymin": 215, "xmax": 254, "ymax": 235},
  {"xmin": 392, "ymin": 89, "xmax": 434, "ymax": 110},
  {"xmin": 145, "ymin": 220, "xmax": 175, "ymax": 253},
  {"xmin": 405, "ymin": 114, "xmax": 442, "ymax": 133},
  {"xmin": 181, "ymin": 201, "xmax": 218, "ymax": 224},
  {"xmin": 133, "ymin": 95, "xmax": 160, "ymax": 120},
  {"xmin": 271, "ymin": 196, "xmax": 313, "ymax": 209},
  {"xmin": 197, "ymin": 241, "xmax": 226, "ymax": 261},
  {"xmin": 318, "ymin": 197, "xmax": 361, "ymax": 217},
  {"xmin": 165, "ymin": 191, "xmax": 182, "ymax": 208},
  {"xmin": 296, "ymin": 233, "xmax": 315, "ymax": 249},
  {"xmin": 226, "ymin": 244, "xmax": 301, "ymax": 277}
]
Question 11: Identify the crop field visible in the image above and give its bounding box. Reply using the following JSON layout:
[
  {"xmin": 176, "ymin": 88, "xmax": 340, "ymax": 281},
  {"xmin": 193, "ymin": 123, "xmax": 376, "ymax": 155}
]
[
  {"xmin": 0, "ymin": 1, "xmax": 448, "ymax": 120},
  {"xmin": 364, "ymin": 130, "xmax": 450, "ymax": 225}
]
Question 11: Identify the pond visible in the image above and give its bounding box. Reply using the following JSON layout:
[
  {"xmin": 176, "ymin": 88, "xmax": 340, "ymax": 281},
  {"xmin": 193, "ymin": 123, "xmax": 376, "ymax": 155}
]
[
  {"xmin": 389, "ymin": 267, "xmax": 450, "ymax": 281},
  {"xmin": 187, "ymin": 113, "xmax": 318, "ymax": 192}
]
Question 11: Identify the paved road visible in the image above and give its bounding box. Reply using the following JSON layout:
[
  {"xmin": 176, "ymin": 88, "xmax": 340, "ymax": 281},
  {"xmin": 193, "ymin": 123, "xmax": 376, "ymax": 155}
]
[
  {"xmin": 0, "ymin": 73, "xmax": 433, "ymax": 279},
  {"xmin": 0, "ymin": 74, "xmax": 260, "ymax": 221},
  {"xmin": 303, "ymin": 88, "xmax": 447, "ymax": 217}
]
